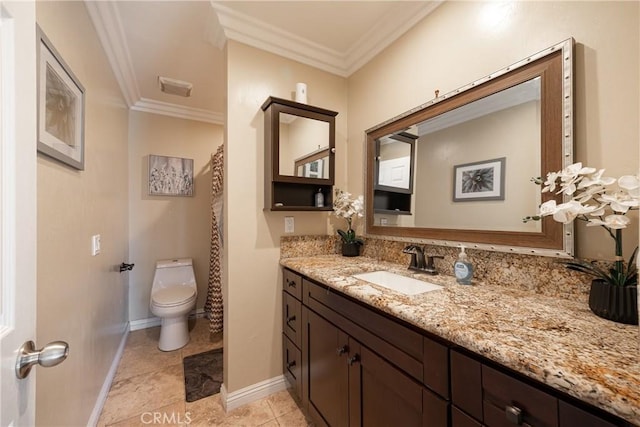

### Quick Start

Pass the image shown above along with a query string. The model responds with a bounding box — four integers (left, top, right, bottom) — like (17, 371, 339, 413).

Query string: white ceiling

(85, 1, 442, 125)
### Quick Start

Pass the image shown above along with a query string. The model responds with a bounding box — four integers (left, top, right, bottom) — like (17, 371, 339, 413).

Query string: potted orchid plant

(524, 162, 639, 324)
(333, 188, 364, 256)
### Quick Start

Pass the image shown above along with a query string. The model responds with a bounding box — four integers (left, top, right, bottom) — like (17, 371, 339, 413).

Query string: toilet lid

(152, 286, 196, 307)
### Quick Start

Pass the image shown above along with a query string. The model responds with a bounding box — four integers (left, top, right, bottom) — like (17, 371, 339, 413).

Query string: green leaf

(337, 228, 363, 244)
(559, 247, 639, 287)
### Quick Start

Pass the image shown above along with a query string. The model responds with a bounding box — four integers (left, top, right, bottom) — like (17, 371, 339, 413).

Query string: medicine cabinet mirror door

(365, 38, 574, 257)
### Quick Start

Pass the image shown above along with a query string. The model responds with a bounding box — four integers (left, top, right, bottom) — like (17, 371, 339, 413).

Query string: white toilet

(150, 258, 197, 351)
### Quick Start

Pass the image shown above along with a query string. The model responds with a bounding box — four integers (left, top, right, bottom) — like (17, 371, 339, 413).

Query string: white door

(0, 1, 37, 425)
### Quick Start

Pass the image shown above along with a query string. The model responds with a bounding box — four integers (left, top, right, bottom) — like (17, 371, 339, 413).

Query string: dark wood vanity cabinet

(283, 268, 449, 427)
(282, 268, 629, 427)
(263, 97, 338, 211)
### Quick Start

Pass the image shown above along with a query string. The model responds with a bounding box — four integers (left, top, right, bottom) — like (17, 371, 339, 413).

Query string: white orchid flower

(599, 192, 639, 213)
(589, 204, 607, 217)
(618, 175, 640, 197)
(573, 184, 606, 203)
(578, 169, 616, 188)
(551, 200, 587, 223)
(562, 162, 584, 177)
(538, 200, 558, 216)
(542, 171, 560, 193)
(587, 215, 631, 229)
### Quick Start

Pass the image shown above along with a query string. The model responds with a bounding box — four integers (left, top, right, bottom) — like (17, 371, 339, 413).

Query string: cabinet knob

(287, 360, 296, 369)
(348, 354, 360, 365)
(286, 315, 296, 323)
(287, 279, 297, 288)
(336, 345, 348, 356)
(505, 405, 523, 425)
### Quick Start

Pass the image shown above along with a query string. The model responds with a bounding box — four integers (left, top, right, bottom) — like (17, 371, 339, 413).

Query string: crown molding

(210, 2, 347, 76)
(85, 1, 140, 107)
(85, 0, 223, 125)
(132, 98, 225, 125)
(209, 1, 442, 77)
(345, 1, 443, 76)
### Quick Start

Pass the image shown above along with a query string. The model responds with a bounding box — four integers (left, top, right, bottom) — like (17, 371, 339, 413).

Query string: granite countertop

(280, 255, 640, 425)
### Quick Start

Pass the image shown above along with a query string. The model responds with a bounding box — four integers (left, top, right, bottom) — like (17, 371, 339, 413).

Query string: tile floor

(98, 318, 311, 426)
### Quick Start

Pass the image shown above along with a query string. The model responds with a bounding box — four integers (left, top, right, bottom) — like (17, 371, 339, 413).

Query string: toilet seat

(152, 286, 196, 308)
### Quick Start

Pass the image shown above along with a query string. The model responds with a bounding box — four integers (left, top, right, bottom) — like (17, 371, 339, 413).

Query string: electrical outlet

(284, 216, 294, 233)
(380, 217, 388, 226)
(91, 234, 101, 256)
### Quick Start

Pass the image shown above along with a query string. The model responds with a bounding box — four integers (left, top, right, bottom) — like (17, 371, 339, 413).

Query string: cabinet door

(307, 310, 349, 427)
(356, 345, 425, 427)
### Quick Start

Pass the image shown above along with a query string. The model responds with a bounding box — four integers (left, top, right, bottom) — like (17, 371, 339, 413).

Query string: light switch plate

(284, 217, 294, 233)
(91, 234, 101, 256)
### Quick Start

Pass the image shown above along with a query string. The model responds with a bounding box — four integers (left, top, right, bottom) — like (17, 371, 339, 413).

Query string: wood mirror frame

(365, 39, 574, 257)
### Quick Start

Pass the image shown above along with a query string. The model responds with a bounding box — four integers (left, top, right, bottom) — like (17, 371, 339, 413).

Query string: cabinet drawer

(482, 364, 558, 427)
(283, 291, 302, 346)
(283, 334, 302, 397)
(283, 269, 302, 300)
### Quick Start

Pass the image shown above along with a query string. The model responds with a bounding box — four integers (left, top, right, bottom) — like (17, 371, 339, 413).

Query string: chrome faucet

(402, 245, 443, 275)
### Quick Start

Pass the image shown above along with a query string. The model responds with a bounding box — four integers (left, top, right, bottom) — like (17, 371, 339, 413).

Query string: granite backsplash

(281, 234, 599, 302)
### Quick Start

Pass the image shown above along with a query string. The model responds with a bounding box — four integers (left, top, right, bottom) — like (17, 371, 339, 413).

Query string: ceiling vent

(158, 76, 193, 97)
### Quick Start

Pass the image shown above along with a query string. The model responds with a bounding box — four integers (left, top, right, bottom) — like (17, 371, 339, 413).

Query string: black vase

(341, 242, 360, 257)
(588, 279, 638, 325)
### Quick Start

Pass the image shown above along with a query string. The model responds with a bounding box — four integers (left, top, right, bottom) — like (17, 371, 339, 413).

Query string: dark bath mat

(183, 348, 223, 402)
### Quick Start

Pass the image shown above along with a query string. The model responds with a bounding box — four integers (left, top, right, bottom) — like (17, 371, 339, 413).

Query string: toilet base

(158, 315, 190, 351)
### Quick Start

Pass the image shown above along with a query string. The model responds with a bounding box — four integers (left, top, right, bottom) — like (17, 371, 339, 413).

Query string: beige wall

(348, 1, 639, 259)
(36, 2, 129, 425)
(128, 111, 222, 321)
(224, 41, 348, 392)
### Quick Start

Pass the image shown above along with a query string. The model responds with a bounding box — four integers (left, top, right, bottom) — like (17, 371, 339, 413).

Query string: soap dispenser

(315, 188, 324, 207)
(454, 245, 473, 285)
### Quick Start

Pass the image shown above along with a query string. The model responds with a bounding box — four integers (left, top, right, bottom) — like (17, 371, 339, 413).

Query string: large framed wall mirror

(365, 38, 574, 256)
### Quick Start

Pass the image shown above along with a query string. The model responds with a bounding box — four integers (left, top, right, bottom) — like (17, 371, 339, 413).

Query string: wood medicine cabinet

(262, 96, 337, 211)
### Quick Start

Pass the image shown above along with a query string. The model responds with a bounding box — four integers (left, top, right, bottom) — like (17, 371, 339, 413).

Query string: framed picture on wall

(453, 157, 506, 202)
(149, 155, 194, 196)
(36, 25, 86, 170)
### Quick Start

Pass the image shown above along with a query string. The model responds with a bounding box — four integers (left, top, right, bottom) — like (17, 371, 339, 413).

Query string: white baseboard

(220, 375, 288, 412)
(87, 322, 130, 427)
(129, 308, 207, 331)
(129, 316, 161, 331)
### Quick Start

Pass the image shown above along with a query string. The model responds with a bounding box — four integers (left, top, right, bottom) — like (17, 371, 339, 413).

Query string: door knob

(15, 340, 69, 379)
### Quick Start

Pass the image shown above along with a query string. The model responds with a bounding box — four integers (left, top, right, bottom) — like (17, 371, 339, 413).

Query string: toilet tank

(152, 258, 196, 289)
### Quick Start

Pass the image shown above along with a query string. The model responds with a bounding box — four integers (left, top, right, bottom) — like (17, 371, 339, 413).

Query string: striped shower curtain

(205, 145, 224, 334)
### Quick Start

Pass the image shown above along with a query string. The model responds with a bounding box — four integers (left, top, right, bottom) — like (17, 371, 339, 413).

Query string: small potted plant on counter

(524, 162, 639, 325)
(333, 188, 364, 257)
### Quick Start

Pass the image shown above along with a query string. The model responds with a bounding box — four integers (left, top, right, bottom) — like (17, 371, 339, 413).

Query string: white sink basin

(352, 271, 443, 296)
